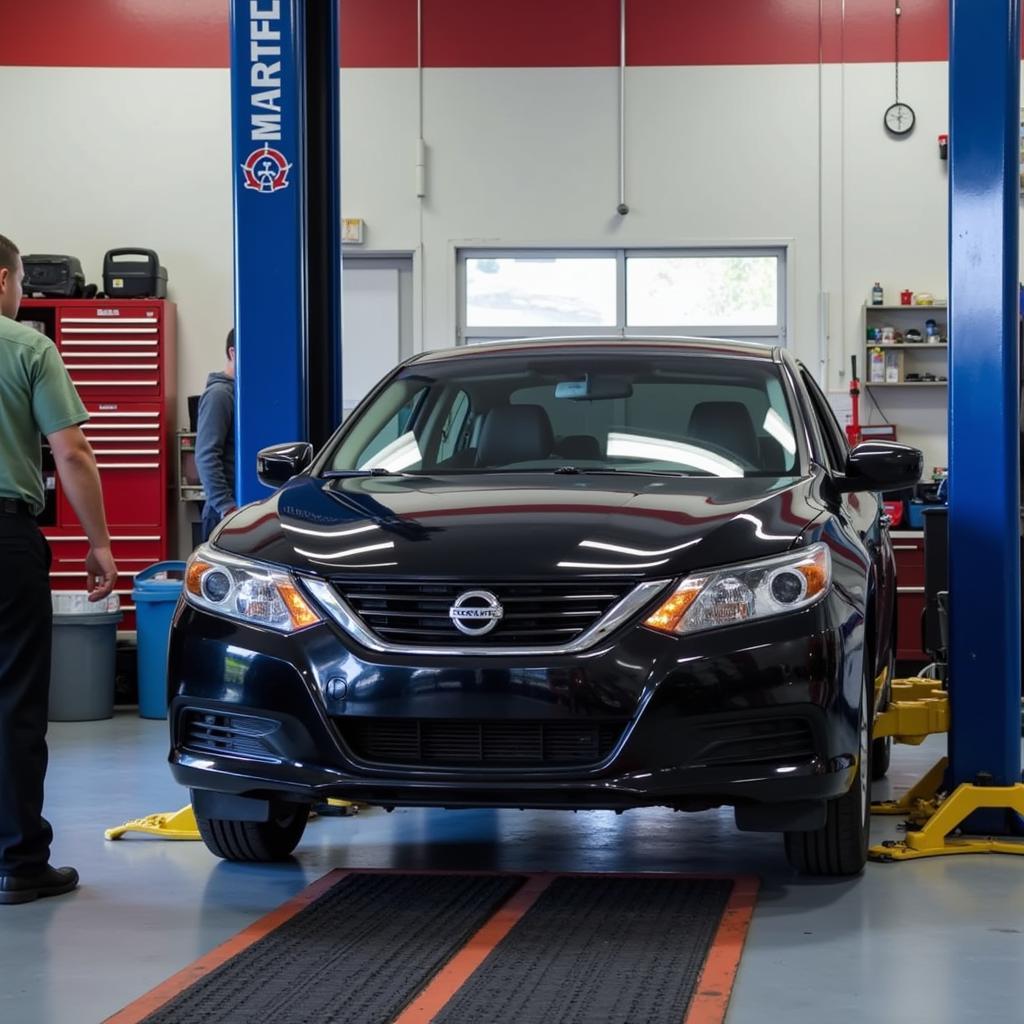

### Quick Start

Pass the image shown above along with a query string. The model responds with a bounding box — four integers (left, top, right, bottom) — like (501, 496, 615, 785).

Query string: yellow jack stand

(868, 679, 1024, 861)
(871, 677, 949, 746)
(870, 782, 1024, 861)
(872, 757, 948, 819)
(105, 806, 200, 841)
(318, 798, 364, 817)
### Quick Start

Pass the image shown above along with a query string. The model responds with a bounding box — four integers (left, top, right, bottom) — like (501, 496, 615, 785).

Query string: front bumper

(168, 592, 863, 814)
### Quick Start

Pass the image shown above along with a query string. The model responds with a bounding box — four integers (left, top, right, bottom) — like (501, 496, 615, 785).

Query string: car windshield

(326, 350, 801, 478)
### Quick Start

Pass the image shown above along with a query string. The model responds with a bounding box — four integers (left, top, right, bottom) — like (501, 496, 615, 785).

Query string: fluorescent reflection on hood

(293, 541, 396, 560)
(282, 523, 380, 539)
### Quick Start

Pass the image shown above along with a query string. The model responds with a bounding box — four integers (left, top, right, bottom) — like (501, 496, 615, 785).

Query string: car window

(344, 380, 429, 471)
(328, 352, 801, 477)
(800, 369, 847, 471)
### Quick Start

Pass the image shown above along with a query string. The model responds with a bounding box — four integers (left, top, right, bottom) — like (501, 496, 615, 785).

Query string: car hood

(211, 473, 826, 582)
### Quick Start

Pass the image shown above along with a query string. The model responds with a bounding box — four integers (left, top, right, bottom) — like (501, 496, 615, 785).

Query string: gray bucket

(49, 602, 123, 722)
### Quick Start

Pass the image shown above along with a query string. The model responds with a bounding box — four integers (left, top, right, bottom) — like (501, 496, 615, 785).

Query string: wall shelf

(865, 381, 947, 387)
(866, 302, 947, 310)
(866, 343, 948, 349)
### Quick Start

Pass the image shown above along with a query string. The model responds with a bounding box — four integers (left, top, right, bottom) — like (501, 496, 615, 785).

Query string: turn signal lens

(276, 581, 322, 630)
(644, 582, 705, 633)
(797, 558, 829, 599)
(644, 543, 831, 637)
(185, 560, 212, 596)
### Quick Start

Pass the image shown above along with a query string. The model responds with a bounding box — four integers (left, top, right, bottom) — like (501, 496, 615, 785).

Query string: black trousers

(0, 514, 53, 875)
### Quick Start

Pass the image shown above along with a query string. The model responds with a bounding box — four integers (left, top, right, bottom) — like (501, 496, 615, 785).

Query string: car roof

(408, 335, 780, 364)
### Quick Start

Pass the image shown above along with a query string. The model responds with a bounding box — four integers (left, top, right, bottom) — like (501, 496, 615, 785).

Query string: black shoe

(0, 865, 79, 905)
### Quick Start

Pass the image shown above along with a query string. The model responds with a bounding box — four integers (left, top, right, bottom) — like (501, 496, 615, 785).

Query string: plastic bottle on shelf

(871, 282, 884, 305)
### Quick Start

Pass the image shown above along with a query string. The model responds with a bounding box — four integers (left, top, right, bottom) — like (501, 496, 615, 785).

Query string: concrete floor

(2, 717, 1024, 1024)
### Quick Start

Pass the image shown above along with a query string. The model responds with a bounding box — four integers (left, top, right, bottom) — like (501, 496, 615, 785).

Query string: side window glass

(437, 391, 472, 463)
(801, 370, 846, 471)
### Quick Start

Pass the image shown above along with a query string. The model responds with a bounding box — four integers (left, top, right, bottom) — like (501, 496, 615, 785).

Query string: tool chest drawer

(57, 305, 165, 398)
(892, 532, 926, 662)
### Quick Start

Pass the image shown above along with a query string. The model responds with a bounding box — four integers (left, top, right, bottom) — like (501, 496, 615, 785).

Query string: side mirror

(837, 441, 923, 494)
(257, 442, 314, 488)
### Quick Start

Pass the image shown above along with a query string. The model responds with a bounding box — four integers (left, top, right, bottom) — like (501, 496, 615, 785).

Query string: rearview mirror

(837, 441, 922, 494)
(555, 374, 633, 401)
(257, 442, 314, 488)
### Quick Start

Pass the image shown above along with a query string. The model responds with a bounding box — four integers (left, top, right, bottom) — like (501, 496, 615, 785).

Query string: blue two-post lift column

(948, 0, 1022, 830)
(229, 0, 343, 505)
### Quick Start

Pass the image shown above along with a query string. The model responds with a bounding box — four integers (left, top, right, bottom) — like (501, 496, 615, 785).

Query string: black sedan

(168, 338, 921, 875)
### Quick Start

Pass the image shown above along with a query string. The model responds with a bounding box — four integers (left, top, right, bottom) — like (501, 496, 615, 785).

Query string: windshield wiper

(321, 468, 396, 478)
(555, 467, 713, 478)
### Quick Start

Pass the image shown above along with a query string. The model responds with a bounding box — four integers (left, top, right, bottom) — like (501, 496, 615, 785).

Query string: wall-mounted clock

(885, 102, 915, 136)
(885, 4, 915, 138)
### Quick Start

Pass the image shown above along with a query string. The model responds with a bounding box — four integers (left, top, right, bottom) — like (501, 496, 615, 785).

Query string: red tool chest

(18, 299, 177, 629)
(891, 530, 926, 664)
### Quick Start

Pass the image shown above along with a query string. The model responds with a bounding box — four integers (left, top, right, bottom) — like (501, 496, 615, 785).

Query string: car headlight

(643, 543, 831, 636)
(183, 545, 322, 633)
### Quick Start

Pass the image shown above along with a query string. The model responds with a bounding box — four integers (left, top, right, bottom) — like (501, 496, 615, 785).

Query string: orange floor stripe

(102, 869, 349, 1024)
(391, 873, 555, 1024)
(683, 875, 760, 1024)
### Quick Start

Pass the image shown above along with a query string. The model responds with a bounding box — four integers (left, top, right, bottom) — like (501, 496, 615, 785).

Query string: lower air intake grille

(693, 717, 816, 768)
(183, 711, 281, 762)
(336, 718, 627, 768)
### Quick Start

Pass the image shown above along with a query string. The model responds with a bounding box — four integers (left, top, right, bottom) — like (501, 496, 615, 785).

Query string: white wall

(0, 60, 961, 476)
(0, 68, 236, 416)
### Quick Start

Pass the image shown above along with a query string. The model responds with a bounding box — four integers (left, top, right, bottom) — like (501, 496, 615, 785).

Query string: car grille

(331, 579, 634, 648)
(692, 717, 816, 768)
(335, 717, 627, 768)
(182, 711, 281, 762)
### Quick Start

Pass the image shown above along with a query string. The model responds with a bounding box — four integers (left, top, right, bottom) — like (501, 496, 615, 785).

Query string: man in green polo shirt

(0, 233, 118, 905)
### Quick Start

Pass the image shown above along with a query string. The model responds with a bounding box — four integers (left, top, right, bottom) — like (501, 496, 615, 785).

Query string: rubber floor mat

(432, 876, 734, 1024)
(138, 873, 523, 1024)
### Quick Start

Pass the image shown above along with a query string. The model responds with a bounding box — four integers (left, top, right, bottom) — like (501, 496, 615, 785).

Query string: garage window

(458, 248, 786, 346)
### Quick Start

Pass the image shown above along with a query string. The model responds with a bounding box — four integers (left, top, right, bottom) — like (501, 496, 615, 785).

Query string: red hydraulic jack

(845, 355, 862, 447)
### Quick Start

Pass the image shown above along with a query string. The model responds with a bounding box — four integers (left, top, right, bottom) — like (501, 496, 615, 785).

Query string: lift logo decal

(241, 1, 289, 194)
(241, 144, 292, 193)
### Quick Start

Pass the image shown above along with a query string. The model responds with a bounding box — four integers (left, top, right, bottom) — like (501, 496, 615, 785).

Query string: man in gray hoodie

(196, 328, 236, 540)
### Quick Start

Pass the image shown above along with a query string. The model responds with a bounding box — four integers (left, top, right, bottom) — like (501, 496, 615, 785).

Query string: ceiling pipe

(617, 0, 629, 215)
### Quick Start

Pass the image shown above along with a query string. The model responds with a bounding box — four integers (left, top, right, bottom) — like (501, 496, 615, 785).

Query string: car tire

(195, 799, 310, 862)
(783, 673, 871, 877)
(871, 733, 892, 781)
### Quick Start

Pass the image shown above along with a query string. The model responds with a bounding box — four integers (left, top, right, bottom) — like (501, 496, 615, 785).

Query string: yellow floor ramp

(105, 800, 362, 842)
(105, 806, 201, 841)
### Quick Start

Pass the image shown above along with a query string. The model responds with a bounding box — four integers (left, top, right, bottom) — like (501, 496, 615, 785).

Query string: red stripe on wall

(0, 0, 229, 68)
(424, 0, 620, 67)
(838, 0, 949, 64)
(341, 0, 418, 68)
(0, 0, 959, 69)
(628, 0, 821, 67)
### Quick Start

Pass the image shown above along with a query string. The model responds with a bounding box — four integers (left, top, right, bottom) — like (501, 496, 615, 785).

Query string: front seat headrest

(687, 401, 759, 466)
(476, 405, 554, 467)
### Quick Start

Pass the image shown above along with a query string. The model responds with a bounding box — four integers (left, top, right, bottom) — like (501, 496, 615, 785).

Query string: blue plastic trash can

(132, 561, 186, 719)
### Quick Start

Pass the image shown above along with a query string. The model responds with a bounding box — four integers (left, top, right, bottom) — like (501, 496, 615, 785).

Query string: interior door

(342, 257, 412, 418)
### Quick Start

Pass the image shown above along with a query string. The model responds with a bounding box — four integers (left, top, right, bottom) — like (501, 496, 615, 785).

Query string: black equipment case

(103, 248, 168, 298)
(22, 255, 85, 297)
